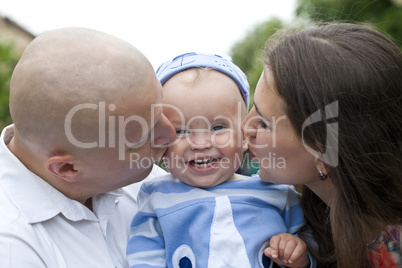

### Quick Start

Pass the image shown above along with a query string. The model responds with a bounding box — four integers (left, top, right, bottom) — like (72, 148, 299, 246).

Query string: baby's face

(162, 69, 247, 188)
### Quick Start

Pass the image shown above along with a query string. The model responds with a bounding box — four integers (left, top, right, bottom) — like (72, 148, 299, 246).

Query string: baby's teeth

(195, 159, 209, 164)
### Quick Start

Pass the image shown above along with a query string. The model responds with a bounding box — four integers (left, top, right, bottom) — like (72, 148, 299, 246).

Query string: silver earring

(318, 170, 327, 181)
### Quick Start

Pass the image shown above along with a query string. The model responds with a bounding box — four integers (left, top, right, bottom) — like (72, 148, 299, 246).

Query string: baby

(127, 52, 314, 268)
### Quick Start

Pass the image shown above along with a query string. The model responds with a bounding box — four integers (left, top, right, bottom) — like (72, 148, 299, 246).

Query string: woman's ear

(315, 158, 328, 177)
(44, 155, 79, 183)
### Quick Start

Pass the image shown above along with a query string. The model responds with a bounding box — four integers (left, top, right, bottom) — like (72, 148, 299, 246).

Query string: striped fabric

(127, 174, 305, 268)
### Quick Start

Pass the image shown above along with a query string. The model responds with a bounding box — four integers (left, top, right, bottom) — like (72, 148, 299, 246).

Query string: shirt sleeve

(126, 183, 166, 268)
(282, 185, 304, 234)
(284, 185, 317, 268)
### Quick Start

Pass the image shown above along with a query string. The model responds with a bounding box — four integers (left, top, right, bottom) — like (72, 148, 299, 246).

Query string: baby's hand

(264, 233, 309, 268)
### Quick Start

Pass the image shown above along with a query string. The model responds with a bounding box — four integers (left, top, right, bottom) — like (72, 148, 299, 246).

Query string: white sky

(0, 0, 296, 69)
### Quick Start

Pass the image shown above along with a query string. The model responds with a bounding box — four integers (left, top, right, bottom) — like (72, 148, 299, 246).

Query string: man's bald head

(9, 27, 156, 153)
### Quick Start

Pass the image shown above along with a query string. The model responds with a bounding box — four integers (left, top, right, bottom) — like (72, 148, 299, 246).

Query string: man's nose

(152, 114, 175, 147)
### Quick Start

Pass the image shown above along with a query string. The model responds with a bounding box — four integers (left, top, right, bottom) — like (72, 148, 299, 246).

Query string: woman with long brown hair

(243, 23, 402, 267)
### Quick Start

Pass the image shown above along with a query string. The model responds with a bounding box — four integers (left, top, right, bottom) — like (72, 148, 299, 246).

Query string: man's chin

(142, 167, 154, 179)
(132, 166, 155, 184)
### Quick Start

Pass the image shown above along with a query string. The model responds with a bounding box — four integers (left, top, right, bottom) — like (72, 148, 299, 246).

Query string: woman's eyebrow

(254, 102, 270, 122)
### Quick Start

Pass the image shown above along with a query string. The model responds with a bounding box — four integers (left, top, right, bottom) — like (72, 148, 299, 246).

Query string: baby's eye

(176, 129, 188, 135)
(212, 125, 224, 131)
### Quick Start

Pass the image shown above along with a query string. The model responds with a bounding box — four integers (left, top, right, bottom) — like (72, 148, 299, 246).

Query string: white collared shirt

(0, 125, 166, 268)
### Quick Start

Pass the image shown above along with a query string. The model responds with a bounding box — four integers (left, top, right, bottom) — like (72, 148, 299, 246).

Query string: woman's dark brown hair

(264, 23, 402, 267)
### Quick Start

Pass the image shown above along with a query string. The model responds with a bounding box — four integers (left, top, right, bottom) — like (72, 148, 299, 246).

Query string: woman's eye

(257, 119, 269, 129)
(212, 125, 224, 131)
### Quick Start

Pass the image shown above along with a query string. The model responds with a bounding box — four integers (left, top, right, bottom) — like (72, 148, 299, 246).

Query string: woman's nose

(241, 110, 257, 139)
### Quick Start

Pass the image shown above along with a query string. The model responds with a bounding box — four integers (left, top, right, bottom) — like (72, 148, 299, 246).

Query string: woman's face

(242, 70, 318, 186)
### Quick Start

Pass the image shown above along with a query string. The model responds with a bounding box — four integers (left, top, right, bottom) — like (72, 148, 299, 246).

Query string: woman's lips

(248, 150, 256, 159)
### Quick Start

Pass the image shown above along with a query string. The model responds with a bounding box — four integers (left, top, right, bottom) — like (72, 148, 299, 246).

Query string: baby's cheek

(211, 131, 238, 148)
(163, 145, 185, 169)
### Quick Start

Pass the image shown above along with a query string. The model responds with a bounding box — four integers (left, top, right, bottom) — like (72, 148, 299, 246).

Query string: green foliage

(296, 0, 402, 48)
(229, 1, 401, 176)
(230, 18, 284, 108)
(0, 41, 19, 129)
(230, 1, 402, 107)
(229, 18, 285, 176)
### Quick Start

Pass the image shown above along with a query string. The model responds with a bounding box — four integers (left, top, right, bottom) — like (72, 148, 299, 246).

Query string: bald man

(0, 28, 175, 267)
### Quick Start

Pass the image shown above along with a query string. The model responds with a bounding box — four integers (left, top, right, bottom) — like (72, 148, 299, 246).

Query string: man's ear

(44, 155, 79, 183)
